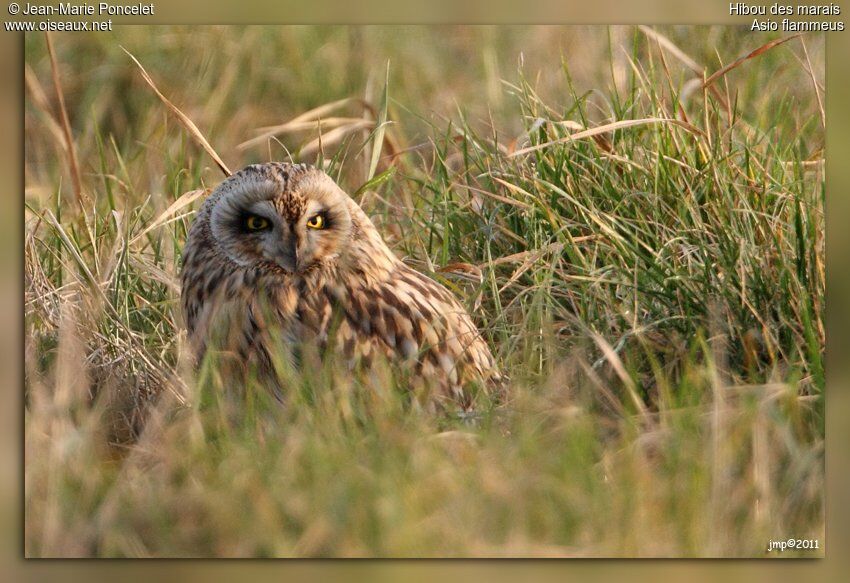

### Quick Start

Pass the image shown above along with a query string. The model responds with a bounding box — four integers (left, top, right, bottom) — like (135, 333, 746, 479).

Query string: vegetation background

(24, 25, 824, 557)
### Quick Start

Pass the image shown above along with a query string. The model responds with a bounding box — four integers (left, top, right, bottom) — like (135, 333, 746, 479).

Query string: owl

(180, 162, 503, 410)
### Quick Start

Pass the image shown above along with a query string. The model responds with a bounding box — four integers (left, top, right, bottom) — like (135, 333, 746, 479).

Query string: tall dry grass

(24, 26, 824, 557)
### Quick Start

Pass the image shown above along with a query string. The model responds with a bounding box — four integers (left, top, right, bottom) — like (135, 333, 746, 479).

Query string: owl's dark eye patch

(306, 211, 332, 230)
(240, 213, 272, 232)
(307, 212, 329, 230)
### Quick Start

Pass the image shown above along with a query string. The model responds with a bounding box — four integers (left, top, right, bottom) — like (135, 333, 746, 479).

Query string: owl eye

(245, 215, 271, 231)
(306, 214, 326, 230)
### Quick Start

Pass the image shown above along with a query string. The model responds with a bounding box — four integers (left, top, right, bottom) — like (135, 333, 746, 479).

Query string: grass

(24, 26, 824, 557)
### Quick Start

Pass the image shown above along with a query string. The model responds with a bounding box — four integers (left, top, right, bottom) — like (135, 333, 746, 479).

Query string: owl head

(205, 163, 354, 274)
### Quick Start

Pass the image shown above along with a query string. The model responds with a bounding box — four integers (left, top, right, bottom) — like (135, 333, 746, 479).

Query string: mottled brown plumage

(181, 162, 502, 409)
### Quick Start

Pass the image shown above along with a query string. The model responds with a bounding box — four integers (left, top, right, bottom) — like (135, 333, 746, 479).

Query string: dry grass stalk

(122, 46, 232, 177)
(703, 34, 802, 88)
(44, 32, 85, 211)
(508, 117, 705, 158)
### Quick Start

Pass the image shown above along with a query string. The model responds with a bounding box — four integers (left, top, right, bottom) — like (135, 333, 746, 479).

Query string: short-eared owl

(181, 163, 502, 409)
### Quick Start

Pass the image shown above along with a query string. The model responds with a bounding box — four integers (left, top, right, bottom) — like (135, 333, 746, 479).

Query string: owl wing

(317, 262, 501, 407)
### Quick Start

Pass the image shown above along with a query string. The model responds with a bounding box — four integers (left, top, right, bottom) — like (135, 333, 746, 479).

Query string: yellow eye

(245, 215, 270, 231)
(306, 214, 325, 230)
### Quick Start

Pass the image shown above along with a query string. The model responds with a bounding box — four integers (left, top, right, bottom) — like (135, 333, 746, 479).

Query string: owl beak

(277, 255, 296, 273)
(274, 238, 298, 273)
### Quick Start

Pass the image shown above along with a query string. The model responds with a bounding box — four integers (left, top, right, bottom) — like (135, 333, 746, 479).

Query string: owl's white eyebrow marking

(303, 198, 329, 218)
(242, 199, 277, 216)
